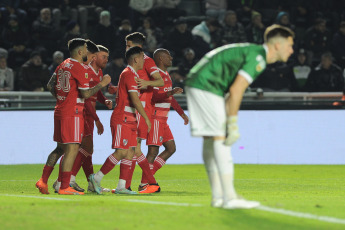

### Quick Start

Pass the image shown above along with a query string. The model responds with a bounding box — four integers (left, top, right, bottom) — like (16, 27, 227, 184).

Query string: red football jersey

(151, 68, 173, 121)
(87, 64, 103, 103)
(111, 65, 140, 125)
(54, 58, 90, 117)
(137, 54, 159, 113)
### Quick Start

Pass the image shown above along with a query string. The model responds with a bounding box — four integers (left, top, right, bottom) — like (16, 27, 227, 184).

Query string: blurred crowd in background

(0, 0, 345, 93)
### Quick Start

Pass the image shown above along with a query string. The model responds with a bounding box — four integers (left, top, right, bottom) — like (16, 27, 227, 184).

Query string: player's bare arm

(129, 91, 151, 132)
(168, 87, 183, 96)
(47, 73, 57, 98)
(136, 72, 164, 89)
(226, 74, 249, 116)
(80, 74, 111, 99)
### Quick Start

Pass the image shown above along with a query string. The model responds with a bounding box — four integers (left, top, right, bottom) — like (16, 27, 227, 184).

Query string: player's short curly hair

(125, 32, 146, 45)
(264, 24, 295, 43)
(67, 38, 87, 53)
(125, 46, 143, 62)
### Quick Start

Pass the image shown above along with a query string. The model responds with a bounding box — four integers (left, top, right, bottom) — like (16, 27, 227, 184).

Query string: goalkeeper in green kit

(185, 24, 294, 209)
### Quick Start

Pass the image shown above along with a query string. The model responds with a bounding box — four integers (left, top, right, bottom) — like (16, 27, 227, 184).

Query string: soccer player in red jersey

(140, 48, 189, 189)
(52, 41, 107, 193)
(121, 32, 164, 191)
(68, 45, 114, 193)
(89, 46, 160, 194)
(35, 38, 111, 195)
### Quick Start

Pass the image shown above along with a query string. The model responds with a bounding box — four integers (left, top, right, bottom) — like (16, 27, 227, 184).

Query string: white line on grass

(126, 199, 203, 207)
(0, 194, 72, 201)
(257, 205, 345, 225)
(125, 199, 345, 225)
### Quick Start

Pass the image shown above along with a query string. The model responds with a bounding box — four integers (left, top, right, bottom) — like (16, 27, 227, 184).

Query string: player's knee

(167, 145, 176, 155)
(55, 146, 64, 156)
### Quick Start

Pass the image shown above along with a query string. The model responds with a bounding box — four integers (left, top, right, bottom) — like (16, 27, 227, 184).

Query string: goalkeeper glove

(224, 116, 240, 146)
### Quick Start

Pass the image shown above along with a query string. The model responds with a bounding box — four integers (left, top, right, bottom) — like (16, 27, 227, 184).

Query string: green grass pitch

(1, 164, 345, 230)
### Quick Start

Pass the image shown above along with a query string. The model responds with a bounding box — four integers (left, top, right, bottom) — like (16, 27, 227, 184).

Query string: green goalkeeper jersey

(185, 43, 267, 96)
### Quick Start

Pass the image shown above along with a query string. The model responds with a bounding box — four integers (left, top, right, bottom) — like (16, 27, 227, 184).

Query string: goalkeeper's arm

(224, 74, 249, 146)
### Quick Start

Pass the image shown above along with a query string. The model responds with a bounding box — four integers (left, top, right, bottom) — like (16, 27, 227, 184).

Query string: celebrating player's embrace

(36, 33, 189, 195)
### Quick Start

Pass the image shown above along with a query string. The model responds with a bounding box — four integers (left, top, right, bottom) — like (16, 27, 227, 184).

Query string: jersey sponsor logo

(56, 95, 66, 101)
(164, 87, 172, 92)
(123, 139, 128, 146)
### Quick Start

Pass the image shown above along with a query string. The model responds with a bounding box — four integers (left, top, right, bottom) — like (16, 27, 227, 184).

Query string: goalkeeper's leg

(203, 137, 224, 207)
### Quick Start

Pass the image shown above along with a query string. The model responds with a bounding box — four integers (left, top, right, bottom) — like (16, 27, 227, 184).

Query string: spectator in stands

(7, 41, 31, 72)
(0, 1, 27, 25)
(164, 18, 194, 63)
(17, 51, 50, 91)
(1, 14, 30, 50)
(305, 52, 344, 92)
(129, 0, 154, 29)
(275, 11, 295, 31)
(253, 62, 298, 92)
(115, 19, 132, 55)
(331, 21, 345, 69)
(103, 51, 126, 86)
(191, 17, 222, 51)
(205, 0, 227, 23)
(59, 20, 83, 58)
(90, 10, 118, 54)
(290, 48, 312, 91)
(304, 18, 332, 66)
(0, 48, 14, 91)
(137, 17, 163, 55)
(221, 10, 247, 45)
(150, 0, 186, 28)
(31, 8, 61, 58)
(48, 51, 64, 76)
(177, 48, 198, 80)
(245, 11, 266, 44)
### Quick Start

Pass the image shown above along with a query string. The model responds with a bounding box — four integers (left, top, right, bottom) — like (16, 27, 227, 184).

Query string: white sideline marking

(0, 194, 72, 201)
(125, 199, 345, 225)
(126, 199, 203, 207)
(257, 205, 345, 225)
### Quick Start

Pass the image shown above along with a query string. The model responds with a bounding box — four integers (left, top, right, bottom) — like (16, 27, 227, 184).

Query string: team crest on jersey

(85, 73, 88, 79)
(123, 139, 128, 146)
(255, 55, 266, 72)
(159, 136, 163, 143)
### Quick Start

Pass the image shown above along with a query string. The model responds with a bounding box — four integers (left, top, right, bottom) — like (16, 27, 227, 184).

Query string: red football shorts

(147, 119, 174, 146)
(111, 123, 137, 149)
(137, 113, 148, 140)
(54, 116, 84, 144)
(84, 114, 94, 137)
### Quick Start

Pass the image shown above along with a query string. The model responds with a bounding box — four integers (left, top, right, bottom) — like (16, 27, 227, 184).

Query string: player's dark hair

(67, 38, 86, 53)
(264, 24, 295, 43)
(125, 46, 143, 62)
(125, 32, 146, 45)
(97, 45, 109, 53)
(153, 48, 169, 63)
(86, 40, 99, 54)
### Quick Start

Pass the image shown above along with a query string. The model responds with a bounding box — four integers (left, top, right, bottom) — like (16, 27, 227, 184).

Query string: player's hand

(105, 99, 113, 109)
(181, 113, 189, 125)
(170, 87, 183, 96)
(108, 85, 118, 94)
(101, 74, 111, 87)
(224, 116, 240, 146)
(135, 78, 149, 89)
(95, 120, 104, 135)
(145, 117, 151, 133)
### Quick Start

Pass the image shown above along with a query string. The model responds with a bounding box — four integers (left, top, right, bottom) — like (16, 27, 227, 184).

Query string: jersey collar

(127, 65, 140, 78)
(88, 63, 99, 75)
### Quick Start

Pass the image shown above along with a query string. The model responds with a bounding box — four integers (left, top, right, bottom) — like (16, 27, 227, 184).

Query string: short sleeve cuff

(238, 70, 253, 84)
